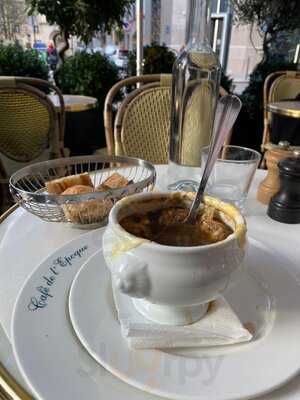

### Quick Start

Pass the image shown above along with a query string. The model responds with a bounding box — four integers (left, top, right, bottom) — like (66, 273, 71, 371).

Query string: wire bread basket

(10, 155, 156, 228)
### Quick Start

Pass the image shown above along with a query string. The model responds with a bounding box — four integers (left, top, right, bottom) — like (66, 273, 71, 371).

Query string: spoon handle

(186, 95, 242, 222)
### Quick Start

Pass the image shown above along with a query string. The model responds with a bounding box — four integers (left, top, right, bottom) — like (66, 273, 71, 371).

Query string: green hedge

(231, 56, 298, 151)
(126, 42, 233, 92)
(127, 43, 176, 76)
(241, 56, 297, 120)
(54, 51, 120, 110)
(0, 43, 48, 79)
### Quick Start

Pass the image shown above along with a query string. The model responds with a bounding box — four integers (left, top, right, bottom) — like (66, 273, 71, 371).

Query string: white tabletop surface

(267, 101, 300, 118)
(268, 101, 300, 110)
(1, 166, 300, 399)
(48, 94, 97, 111)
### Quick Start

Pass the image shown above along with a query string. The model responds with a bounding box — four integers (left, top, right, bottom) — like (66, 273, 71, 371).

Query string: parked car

(110, 49, 129, 70)
(104, 44, 117, 56)
(75, 45, 104, 55)
(33, 41, 47, 62)
(33, 41, 47, 52)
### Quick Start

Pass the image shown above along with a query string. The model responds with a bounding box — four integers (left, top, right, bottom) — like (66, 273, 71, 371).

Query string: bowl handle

(114, 253, 151, 299)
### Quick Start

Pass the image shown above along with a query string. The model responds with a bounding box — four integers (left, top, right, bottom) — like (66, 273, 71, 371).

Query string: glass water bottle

(168, 0, 221, 191)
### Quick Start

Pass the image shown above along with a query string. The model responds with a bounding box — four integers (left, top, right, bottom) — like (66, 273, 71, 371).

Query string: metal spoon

(185, 94, 242, 224)
(153, 95, 242, 246)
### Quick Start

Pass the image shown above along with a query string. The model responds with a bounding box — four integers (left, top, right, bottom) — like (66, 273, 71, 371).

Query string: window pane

(211, 17, 224, 59)
(211, 0, 230, 13)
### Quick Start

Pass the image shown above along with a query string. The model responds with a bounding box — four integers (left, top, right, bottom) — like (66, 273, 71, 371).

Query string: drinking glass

(201, 145, 261, 210)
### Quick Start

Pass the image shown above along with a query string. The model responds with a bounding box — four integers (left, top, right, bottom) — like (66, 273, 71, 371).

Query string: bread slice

(46, 172, 93, 194)
(97, 172, 129, 190)
(61, 184, 113, 224)
(61, 185, 94, 196)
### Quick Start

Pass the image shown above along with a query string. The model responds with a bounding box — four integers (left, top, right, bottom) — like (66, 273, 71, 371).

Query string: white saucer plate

(11, 233, 300, 400)
(68, 239, 300, 400)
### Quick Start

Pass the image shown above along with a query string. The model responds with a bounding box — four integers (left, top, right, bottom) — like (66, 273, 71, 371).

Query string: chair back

(117, 81, 171, 164)
(262, 71, 300, 151)
(104, 74, 228, 164)
(269, 72, 300, 102)
(0, 76, 65, 162)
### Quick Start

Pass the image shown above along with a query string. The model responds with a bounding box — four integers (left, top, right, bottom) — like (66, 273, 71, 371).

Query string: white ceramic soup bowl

(103, 192, 247, 325)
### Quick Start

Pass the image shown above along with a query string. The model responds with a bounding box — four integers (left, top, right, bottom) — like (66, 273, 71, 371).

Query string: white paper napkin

(113, 283, 253, 349)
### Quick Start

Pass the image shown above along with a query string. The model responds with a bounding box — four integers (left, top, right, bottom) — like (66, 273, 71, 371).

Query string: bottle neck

(185, 0, 211, 50)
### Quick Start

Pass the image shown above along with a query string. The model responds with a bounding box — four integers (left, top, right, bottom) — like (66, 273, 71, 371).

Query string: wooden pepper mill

(257, 141, 294, 204)
(268, 153, 300, 223)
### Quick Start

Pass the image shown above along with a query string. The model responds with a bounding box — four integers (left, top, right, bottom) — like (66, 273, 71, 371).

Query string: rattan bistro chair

(0, 76, 65, 211)
(0, 76, 65, 162)
(104, 74, 228, 164)
(262, 70, 300, 152)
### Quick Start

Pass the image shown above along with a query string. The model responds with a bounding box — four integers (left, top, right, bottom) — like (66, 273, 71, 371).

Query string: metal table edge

(266, 103, 300, 118)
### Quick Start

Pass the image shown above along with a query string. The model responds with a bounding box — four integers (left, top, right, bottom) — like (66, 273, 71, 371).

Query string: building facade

(0, 0, 57, 50)
(141, 0, 263, 92)
(4, 0, 299, 92)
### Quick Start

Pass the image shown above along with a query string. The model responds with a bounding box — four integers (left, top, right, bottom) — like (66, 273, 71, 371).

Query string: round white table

(1, 167, 300, 400)
(267, 101, 300, 119)
(48, 94, 98, 112)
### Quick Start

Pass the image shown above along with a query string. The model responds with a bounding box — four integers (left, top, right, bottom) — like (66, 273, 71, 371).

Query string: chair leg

(0, 182, 12, 214)
(0, 159, 12, 213)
